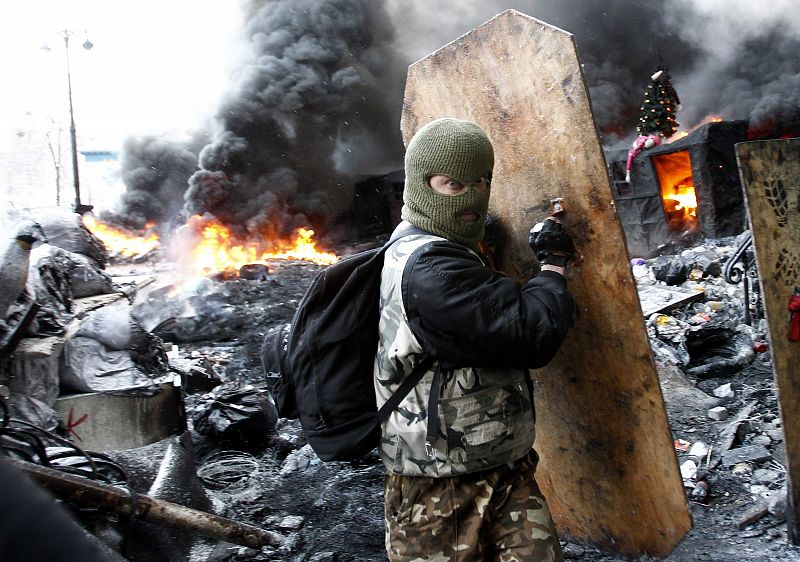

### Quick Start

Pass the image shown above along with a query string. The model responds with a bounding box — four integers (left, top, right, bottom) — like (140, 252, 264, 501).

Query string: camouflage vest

(374, 230, 536, 476)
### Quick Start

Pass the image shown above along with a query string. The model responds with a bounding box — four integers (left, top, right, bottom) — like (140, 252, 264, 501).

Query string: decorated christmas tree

(636, 65, 681, 139)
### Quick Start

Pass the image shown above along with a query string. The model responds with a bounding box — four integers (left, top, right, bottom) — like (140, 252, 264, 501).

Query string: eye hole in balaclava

(402, 118, 495, 250)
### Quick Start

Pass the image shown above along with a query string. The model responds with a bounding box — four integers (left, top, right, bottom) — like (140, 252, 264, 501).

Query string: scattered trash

(722, 445, 772, 467)
(752, 468, 781, 485)
(674, 438, 691, 452)
(168, 352, 222, 393)
(768, 488, 788, 522)
(191, 383, 278, 452)
(239, 263, 270, 280)
(737, 500, 770, 529)
(688, 441, 710, 459)
(751, 434, 772, 448)
(651, 255, 690, 285)
(680, 459, 698, 480)
(713, 383, 735, 399)
(1, 212, 792, 560)
(197, 450, 261, 490)
(708, 406, 729, 421)
(279, 444, 319, 477)
(691, 480, 709, 503)
(277, 515, 305, 531)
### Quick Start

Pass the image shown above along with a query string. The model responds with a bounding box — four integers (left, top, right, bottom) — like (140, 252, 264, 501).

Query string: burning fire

(83, 213, 338, 277)
(82, 214, 161, 257)
(666, 185, 698, 215)
(669, 115, 724, 143)
(182, 215, 338, 278)
(651, 151, 700, 233)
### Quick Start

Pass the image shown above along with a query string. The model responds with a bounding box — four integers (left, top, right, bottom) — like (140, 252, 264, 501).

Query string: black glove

(528, 218, 576, 267)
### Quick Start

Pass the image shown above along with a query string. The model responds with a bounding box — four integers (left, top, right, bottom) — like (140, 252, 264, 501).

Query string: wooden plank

(73, 275, 155, 318)
(638, 284, 706, 318)
(736, 137, 800, 542)
(401, 10, 690, 558)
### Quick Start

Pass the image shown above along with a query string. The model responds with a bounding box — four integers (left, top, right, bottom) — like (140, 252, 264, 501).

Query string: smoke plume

(180, 0, 406, 240)
(103, 135, 199, 229)
(113, 0, 799, 232)
(388, 0, 800, 146)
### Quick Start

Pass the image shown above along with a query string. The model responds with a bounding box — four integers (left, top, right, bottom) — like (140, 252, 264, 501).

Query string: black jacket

(402, 239, 576, 370)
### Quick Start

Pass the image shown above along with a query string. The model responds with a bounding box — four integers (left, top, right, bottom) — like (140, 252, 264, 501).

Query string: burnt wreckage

(606, 120, 750, 258)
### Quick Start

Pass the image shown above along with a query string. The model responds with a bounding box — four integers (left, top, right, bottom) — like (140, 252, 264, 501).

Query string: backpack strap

(376, 355, 435, 423)
(374, 226, 438, 438)
(424, 365, 442, 457)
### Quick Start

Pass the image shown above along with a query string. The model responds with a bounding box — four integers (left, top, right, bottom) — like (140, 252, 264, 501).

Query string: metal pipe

(61, 30, 84, 213)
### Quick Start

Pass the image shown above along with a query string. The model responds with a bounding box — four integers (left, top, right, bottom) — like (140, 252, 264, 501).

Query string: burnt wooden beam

(9, 458, 281, 550)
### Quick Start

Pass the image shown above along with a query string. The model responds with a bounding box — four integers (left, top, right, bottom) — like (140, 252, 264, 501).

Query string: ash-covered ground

(117, 236, 800, 562)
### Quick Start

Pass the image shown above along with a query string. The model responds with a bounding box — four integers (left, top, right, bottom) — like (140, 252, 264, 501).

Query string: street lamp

(58, 29, 94, 215)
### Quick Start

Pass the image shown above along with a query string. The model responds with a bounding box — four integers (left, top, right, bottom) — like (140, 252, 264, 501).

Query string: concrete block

(54, 379, 185, 452)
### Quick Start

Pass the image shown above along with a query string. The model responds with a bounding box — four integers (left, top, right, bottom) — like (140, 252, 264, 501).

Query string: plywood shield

(736, 137, 800, 541)
(401, 10, 690, 558)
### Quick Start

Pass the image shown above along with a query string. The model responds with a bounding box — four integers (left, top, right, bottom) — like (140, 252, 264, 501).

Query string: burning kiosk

(607, 120, 749, 257)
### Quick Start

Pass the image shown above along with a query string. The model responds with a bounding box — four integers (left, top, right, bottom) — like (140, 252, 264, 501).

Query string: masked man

(375, 117, 578, 561)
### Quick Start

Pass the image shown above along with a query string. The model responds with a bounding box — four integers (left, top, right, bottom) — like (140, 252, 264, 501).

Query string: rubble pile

(3, 214, 800, 560)
(147, 231, 797, 562)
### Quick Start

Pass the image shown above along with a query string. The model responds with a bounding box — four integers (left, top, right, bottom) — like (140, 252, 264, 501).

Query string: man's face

(427, 174, 490, 224)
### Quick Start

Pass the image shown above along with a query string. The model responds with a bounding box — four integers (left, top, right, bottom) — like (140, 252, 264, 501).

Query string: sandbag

(77, 308, 134, 351)
(26, 244, 74, 336)
(69, 252, 118, 298)
(61, 336, 157, 394)
(37, 212, 108, 268)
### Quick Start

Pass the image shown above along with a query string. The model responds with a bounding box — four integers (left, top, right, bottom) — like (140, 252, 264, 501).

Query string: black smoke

(181, 0, 407, 240)
(389, 0, 800, 145)
(102, 135, 200, 230)
(112, 0, 799, 231)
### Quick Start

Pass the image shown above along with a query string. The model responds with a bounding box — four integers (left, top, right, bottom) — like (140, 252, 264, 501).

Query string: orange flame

(651, 151, 699, 233)
(82, 214, 161, 257)
(181, 215, 338, 278)
(667, 185, 698, 216)
(668, 115, 724, 143)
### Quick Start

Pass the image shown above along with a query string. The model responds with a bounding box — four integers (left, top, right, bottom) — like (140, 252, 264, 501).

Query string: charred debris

(0, 205, 796, 561)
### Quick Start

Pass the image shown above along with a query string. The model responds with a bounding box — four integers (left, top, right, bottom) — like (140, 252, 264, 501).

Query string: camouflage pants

(384, 451, 563, 562)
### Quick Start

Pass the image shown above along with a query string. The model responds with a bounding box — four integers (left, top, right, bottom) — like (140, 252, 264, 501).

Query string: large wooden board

(401, 10, 690, 558)
(736, 137, 800, 542)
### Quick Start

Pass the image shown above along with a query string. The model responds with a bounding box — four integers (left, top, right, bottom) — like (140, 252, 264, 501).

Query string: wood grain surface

(401, 10, 690, 557)
(737, 137, 800, 541)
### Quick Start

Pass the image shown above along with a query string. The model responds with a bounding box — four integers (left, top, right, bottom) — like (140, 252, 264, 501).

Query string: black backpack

(261, 228, 434, 462)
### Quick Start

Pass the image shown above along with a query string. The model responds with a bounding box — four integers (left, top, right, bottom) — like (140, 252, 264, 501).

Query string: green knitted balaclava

(402, 118, 494, 250)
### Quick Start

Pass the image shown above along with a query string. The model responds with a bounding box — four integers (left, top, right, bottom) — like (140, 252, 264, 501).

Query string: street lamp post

(59, 30, 93, 215)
